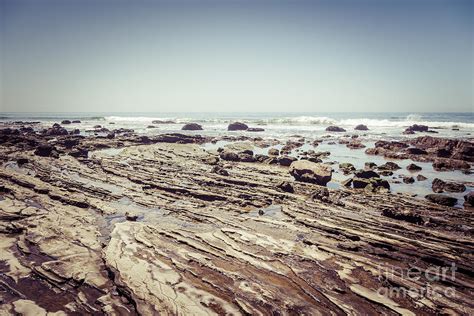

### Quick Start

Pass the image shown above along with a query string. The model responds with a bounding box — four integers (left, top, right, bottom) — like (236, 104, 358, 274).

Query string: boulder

(181, 123, 203, 131)
(432, 159, 470, 171)
(405, 124, 429, 133)
(353, 177, 389, 190)
(431, 178, 466, 193)
(61, 120, 71, 124)
(339, 163, 356, 175)
(278, 156, 297, 167)
(464, 192, 474, 207)
(277, 181, 294, 193)
(416, 174, 427, 181)
(354, 170, 380, 179)
(72, 120, 81, 123)
(268, 148, 279, 156)
(365, 162, 377, 170)
(44, 126, 68, 136)
(346, 142, 366, 149)
(402, 176, 415, 184)
(34, 145, 57, 157)
(228, 122, 248, 131)
(354, 124, 369, 131)
(378, 162, 401, 171)
(69, 148, 88, 158)
(289, 160, 332, 186)
(326, 126, 346, 132)
(406, 163, 422, 171)
(220, 151, 240, 161)
(425, 194, 457, 207)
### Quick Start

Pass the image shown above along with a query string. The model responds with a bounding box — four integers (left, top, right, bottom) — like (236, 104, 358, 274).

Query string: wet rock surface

(0, 123, 473, 315)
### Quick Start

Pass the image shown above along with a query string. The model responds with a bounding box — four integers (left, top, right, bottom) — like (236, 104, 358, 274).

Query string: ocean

(1, 112, 473, 140)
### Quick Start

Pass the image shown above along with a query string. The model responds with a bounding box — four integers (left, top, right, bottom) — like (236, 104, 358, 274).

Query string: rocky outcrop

(325, 126, 346, 132)
(289, 160, 332, 186)
(406, 163, 422, 171)
(227, 122, 248, 131)
(354, 124, 369, 131)
(181, 123, 203, 130)
(404, 124, 429, 133)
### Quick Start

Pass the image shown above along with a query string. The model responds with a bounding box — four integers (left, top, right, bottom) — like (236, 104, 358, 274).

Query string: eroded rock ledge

(0, 127, 473, 315)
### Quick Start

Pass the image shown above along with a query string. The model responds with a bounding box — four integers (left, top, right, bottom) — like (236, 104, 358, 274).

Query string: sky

(0, 0, 472, 113)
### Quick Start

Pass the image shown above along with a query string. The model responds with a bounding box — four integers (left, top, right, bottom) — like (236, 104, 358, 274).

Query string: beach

(0, 114, 473, 314)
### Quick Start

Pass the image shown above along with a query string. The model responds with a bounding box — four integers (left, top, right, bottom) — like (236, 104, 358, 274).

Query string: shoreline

(0, 120, 473, 314)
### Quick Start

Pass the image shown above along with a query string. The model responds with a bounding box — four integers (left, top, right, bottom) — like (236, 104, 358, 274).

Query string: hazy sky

(0, 0, 472, 113)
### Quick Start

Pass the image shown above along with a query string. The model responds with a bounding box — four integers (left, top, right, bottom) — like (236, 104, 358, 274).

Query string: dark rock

(72, 120, 81, 123)
(431, 178, 466, 193)
(354, 170, 380, 179)
(354, 124, 369, 131)
(341, 178, 353, 187)
(374, 141, 409, 151)
(125, 212, 139, 221)
(405, 147, 427, 155)
(147, 125, 157, 129)
(425, 194, 457, 207)
(326, 126, 346, 132)
(405, 124, 429, 133)
(228, 122, 248, 131)
(70, 129, 81, 135)
(406, 163, 422, 171)
(278, 156, 297, 167)
(378, 162, 401, 171)
(61, 120, 71, 124)
(211, 165, 229, 176)
(432, 159, 470, 171)
(17, 158, 29, 165)
(403, 176, 415, 184)
(382, 209, 423, 225)
(311, 186, 330, 202)
(268, 148, 279, 156)
(69, 148, 88, 158)
(277, 181, 294, 193)
(34, 145, 57, 157)
(353, 177, 389, 190)
(63, 138, 80, 149)
(247, 127, 265, 132)
(202, 156, 219, 165)
(464, 192, 474, 207)
(365, 162, 377, 170)
(238, 153, 256, 162)
(44, 126, 68, 136)
(346, 142, 366, 149)
(181, 123, 203, 131)
(289, 160, 332, 186)
(220, 151, 240, 161)
(339, 163, 355, 175)
(416, 174, 427, 181)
